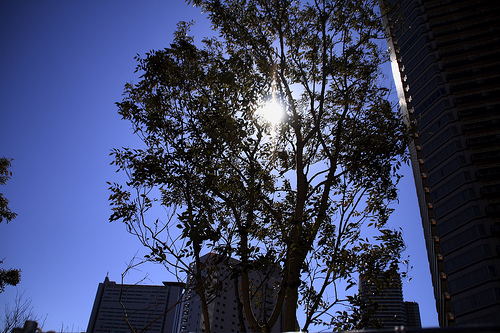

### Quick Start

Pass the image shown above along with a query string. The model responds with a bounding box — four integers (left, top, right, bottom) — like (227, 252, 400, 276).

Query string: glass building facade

(380, 0, 500, 327)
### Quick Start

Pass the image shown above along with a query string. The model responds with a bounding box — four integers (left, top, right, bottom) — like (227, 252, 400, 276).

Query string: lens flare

(257, 98, 283, 126)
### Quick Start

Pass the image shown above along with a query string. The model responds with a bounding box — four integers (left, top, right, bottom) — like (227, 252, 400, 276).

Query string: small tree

(0, 157, 21, 292)
(109, 0, 408, 331)
(0, 261, 20, 294)
(1, 157, 17, 224)
(1, 292, 43, 333)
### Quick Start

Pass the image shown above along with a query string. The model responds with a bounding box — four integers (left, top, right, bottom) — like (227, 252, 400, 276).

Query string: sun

(257, 98, 284, 126)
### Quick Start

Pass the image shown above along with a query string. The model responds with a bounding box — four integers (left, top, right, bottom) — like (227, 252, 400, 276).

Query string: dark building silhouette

(87, 277, 184, 333)
(380, 0, 500, 327)
(405, 301, 423, 328)
(360, 274, 422, 328)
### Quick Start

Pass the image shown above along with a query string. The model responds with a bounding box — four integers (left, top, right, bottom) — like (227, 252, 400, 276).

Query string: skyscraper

(359, 274, 422, 328)
(405, 301, 422, 329)
(179, 253, 283, 333)
(87, 277, 184, 333)
(380, 0, 500, 327)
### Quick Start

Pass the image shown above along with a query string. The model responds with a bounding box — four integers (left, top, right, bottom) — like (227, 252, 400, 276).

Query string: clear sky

(0, 1, 438, 331)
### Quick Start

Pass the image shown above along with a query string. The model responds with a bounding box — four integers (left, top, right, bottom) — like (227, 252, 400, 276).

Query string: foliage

(0, 157, 17, 223)
(109, 0, 409, 332)
(333, 294, 383, 331)
(0, 261, 21, 293)
(0, 158, 20, 293)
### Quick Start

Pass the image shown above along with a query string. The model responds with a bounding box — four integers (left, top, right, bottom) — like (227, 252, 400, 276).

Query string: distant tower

(179, 253, 283, 333)
(404, 301, 422, 329)
(359, 273, 421, 328)
(87, 277, 184, 333)
(380, 0, 500, 326)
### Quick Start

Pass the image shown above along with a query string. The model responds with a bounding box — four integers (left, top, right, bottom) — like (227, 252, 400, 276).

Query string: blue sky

(0, 1, 438, 331)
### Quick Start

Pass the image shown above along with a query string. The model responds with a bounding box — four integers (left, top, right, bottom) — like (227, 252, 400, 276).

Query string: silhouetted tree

(0, 292, 43, 333)
(109, 1, 408, 331)
(0, 157, 20, 293)
(1, 157, 17, 224)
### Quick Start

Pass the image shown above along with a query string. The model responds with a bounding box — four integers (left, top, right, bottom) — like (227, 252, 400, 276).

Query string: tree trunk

(193, 246, 211, 333)
(283, 225, 306, 332)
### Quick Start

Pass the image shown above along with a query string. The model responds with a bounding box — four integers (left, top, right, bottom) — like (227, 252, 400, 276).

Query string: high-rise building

(87, 277, 184, 333)
(179, 253, 283, 333)
(380, 0, 500, 327)
(360, 274, 422, 328)
(405, 301, 422, 328)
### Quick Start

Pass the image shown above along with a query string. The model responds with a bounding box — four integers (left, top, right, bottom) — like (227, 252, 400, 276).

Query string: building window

(438, 205, 480, 235)
(445, 244, 491, 273)
(431, 171, 471, 202)
(422, 126, 457, 157)
(425, 140, 462, 171)
(452, 288, 500, 315)
(448, 265, 496, 293)
(428, 155, 466, 187)
(441, 224, 484, 254)
(434, 188, 476, 218)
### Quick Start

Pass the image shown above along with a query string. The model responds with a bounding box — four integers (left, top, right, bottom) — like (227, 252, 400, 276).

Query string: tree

(1, 291, 43, 333)
(109, 0, 408, 331)
(1, 157, 17, 224)
(0, 261, 21, 294)
(0, 157, 21, 292)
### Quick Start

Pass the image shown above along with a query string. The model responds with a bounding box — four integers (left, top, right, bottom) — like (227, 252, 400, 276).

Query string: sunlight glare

(257, 98, 284, 126)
